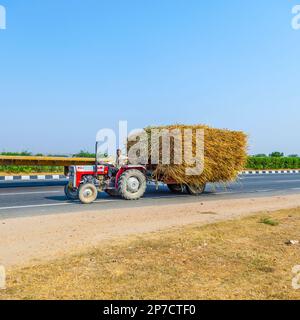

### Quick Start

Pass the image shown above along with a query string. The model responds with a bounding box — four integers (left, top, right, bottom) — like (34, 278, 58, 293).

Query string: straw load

(127, 124, 248, 186)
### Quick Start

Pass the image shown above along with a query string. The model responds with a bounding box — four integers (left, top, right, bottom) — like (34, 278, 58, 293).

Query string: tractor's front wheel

(79, 183, 98, 204)
(118, 169, 147, 200)
(64, 184, 79, 200)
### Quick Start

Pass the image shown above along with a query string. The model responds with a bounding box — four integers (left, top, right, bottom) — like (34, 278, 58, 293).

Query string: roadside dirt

(1, 194, 300, 268)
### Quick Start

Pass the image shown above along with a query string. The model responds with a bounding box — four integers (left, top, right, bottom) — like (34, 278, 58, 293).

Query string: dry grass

(128, 124, 248, 186)
(1, 208, 300, 300)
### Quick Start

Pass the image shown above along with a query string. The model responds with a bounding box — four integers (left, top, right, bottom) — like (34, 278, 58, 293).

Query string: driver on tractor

(107, 149, 128, 178)
(116, 148, 128, 168)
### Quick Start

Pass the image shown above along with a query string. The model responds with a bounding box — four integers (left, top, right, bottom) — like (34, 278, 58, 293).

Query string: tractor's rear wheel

(79, 183, 98, 204)
(186, 183, 206, 196)
(167, 184, 184, 193)
(64, 184, 79, 200)
(118, 169, 147, 200)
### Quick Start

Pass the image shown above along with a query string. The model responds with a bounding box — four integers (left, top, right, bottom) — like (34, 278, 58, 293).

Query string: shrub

(260, 217, 279, 226)
(246, 156, 300, 170)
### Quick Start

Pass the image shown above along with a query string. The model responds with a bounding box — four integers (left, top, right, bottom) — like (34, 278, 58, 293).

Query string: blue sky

(0, 0, 299, 155)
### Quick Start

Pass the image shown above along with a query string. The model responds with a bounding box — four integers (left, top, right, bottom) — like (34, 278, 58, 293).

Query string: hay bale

(127, 124, 248, 186)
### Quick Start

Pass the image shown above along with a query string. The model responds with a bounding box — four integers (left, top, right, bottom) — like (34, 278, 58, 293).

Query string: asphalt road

(0, 174, 300, 219)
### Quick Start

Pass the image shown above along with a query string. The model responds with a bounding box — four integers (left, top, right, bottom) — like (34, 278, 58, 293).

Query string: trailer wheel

(118, 169, 147, 200)
(64, 184, 79, 200)
(167, 184, 184, 193)
(186, 183, 206, 196)
(79, 183, 98, 204)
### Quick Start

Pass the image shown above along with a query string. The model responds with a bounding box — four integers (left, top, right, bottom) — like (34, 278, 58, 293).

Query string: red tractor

(64, 163, 148, 204)
(64, 146, 206, 204)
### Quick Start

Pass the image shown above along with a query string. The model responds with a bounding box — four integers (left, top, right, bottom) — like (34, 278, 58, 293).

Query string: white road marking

(0, 191, 61, 197)
(0, 199, 116, 211)
(0, 203, 73, 210)
(274, 180, 300, 183)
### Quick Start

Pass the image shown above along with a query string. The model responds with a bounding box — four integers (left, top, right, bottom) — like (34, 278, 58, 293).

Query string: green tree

(0, 151, 32, 156)
(73, 150, 95, 158)
(254, 154, 267, 157)
(269, 152, 284, 158)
